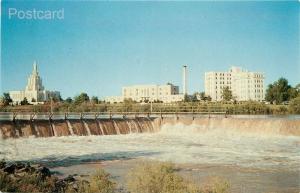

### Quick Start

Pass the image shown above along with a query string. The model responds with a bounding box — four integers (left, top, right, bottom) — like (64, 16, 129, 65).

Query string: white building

(205, 66, 264, 101)
(9, 61, 60, 105)
(106, 83, 184, 103)
(105, 65, 189, 103)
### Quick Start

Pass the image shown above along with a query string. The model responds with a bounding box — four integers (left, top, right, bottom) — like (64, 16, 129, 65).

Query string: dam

(1, 112, 300, 138)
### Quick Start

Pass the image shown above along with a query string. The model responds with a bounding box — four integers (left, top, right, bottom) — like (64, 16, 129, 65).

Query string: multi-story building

(105, 83, 184, 103)
(9, 61, 60, 105)
(205, 66, 264, 101)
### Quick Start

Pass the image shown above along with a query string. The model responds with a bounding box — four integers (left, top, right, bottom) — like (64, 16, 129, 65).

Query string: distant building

(105, 83, 184, 103)
(9, 61, 60, 105)
(205, 66, 264, 101)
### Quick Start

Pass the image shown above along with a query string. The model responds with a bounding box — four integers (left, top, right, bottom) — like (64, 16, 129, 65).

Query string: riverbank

(0, 160, 233, 193)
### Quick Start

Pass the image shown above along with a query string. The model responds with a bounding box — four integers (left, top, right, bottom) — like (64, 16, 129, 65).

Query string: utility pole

(183, 65, 188, 95)
(50, 96, 53, 114)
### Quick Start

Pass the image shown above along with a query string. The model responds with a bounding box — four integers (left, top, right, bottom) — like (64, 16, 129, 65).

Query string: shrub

(288, 96, 300, 114)
(126, 161, 231, 193)
(89, 169, 116, 193)
(0, 170, 15, 192)
(270, 105, 288, 114)
(63, 169, 116, 193)
(126, 161, 194, 193)
(0, 170, 57, 192)
(201, 176, 230, 193)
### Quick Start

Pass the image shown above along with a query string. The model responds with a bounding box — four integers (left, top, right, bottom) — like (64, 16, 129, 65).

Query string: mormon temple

(9, 61, 60, 105)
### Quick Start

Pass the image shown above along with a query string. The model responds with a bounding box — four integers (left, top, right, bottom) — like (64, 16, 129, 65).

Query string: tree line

(1, 78, 299, 114)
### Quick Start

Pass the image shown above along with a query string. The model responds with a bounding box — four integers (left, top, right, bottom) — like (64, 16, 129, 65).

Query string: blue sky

(1, 1, 299, 99)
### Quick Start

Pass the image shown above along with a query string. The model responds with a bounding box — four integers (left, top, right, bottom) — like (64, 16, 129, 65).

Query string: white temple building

(9, 61, 60, 105)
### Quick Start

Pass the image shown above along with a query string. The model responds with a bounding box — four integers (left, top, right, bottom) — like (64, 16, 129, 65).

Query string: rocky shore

(0, 160, 92, 193)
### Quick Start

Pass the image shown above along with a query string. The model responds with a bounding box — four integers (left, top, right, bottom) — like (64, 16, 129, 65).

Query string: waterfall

(126, 120, 132, 133)
(51, 123, 58, 137)
(131, 120, 139, 133)
(15, 127, 20, 137)
(66, 120, 75, 136)
(83, 121, 92, 136)
(97, 121, 105, 135)
(34, 124, 40, 137)
(147, 117, 155, 132)
(113, 120, 121, 135)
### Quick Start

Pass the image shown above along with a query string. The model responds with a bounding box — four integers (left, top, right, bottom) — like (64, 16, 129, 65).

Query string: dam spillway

(0, 118, 159, 139)
(1, 116, 300, 139)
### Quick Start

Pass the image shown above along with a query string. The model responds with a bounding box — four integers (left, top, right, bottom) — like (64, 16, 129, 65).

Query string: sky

(1, 1, 299, 99)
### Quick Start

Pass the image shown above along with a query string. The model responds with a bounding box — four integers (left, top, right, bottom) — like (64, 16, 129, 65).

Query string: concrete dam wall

(1, 117, 300, 139)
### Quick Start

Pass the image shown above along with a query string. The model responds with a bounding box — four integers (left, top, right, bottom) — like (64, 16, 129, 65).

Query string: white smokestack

(183, 65, 187, 95)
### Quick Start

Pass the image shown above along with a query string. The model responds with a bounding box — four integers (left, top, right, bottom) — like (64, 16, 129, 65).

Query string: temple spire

(33, 61, 38, 74)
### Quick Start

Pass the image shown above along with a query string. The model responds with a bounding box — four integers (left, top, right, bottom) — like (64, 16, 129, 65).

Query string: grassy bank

(0, 160, 230, 193)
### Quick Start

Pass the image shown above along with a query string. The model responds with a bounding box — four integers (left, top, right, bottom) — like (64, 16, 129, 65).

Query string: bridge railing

(0, 110, 227, 121)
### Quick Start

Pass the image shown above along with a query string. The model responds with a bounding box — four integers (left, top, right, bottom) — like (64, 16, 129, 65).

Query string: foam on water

(0, 123, 299, 171)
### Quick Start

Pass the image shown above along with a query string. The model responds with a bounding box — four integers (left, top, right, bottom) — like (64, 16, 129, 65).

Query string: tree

(74, 93, 90, 105)
(288, 87, 299, 101)
(199, 92, 212, 102)
(124, 98, 136, 104)
(65, 97, 73, 103)
(207, 95, 212, 101)
(183, 93, 199, 102)
(31, 98, 36, 102)
(183, 94, 189, 102)
(0, 93, 12, 106)
(295, 83, 300, 92)
(51, 94, 63, 102)
(91, 96, 99, 104)
(289, 96, 300, 114)
(123, 98, 136, 111)
(221, 86, 232, 101)
(20, 97, 29, 105)
(190, 93, 199, 102)
(265, 78, 295, 104)
(199, 92, 206, 100)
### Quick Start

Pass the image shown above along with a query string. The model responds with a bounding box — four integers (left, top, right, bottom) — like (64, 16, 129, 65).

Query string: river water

(1, 123, 299, 192)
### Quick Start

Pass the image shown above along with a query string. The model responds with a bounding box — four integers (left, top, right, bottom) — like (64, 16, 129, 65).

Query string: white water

(0, 123, 299, 171)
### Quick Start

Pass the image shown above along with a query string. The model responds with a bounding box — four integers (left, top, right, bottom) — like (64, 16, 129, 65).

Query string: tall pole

(183, 65, 187, 95)
(50, 96, 53, 114)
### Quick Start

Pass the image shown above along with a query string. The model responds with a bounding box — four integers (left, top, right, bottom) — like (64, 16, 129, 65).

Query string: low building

(9, 61, 60, 105)
(205, 66, 264, 101)
(105, 83, 184, 103)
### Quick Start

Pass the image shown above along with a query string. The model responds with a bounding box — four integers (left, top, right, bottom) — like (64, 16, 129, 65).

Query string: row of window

(125, 92, 171, 96)
(215, 73, 231, 76)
